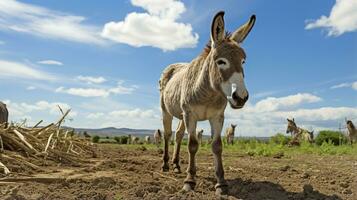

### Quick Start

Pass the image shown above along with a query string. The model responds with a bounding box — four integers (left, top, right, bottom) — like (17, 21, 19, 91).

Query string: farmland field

(0, 141, 356, 200)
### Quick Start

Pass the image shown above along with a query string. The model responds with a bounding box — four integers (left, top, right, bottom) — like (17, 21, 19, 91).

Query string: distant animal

(196, 129, 204, 145)
(159, 11, 255, 194)
(132, 136, 140, 144)
(154, 129, 162, 146)
(286, 118, 314, 144)
(225, 124, 237, 145)
(127, 134, 132, 144)
(83, 131, 91, 138)
(145, 136, 151, 144)
(346, 119, 356, 145)
(0, 101, 9, 127)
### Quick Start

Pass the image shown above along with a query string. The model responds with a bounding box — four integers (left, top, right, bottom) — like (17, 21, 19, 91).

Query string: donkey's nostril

(244, 94, 249, 101)
(232, 92, 238, 100)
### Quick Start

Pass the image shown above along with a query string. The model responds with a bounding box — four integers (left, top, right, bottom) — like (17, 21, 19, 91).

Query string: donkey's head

(208, 11, 255, 109)
(286, 118, 297, 134)
(231, 124, 237, 130)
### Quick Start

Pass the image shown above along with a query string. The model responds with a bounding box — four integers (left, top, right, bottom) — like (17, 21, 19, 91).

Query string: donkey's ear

(231, 15, 256, 44)
(211, 11, 225, 46)
(292, 118, 295, 122)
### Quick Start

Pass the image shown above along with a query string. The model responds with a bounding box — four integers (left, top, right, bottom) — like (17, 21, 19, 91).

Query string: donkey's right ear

(211, 11, 225, 47)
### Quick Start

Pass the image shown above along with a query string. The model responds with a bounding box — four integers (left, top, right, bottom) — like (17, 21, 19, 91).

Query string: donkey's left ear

(231, 15, 256, 44)
(211, 11, 225, 46)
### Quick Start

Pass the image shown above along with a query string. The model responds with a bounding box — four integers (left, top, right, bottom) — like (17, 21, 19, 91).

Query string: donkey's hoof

(182, 183, 195, 192)
(161, 164, 170, 172)
(215, 185, 228, 196)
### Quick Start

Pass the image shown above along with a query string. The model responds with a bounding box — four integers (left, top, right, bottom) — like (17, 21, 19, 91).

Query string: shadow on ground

(224, 178, 342, 200)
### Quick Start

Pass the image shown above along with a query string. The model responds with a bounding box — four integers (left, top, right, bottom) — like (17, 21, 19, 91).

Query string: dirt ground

(0, 144, 356, 200)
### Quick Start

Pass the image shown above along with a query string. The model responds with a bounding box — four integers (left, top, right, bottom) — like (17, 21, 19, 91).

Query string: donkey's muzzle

(229, 92, 249, 109)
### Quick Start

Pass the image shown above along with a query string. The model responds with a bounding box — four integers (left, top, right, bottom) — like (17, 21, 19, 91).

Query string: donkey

(286, 118, 314, 144)
(196, 129, 204, 145)
(0, 101, 8, 128)
(225, 124, 237, 145)
(346, 119, 356, 145)
(154, 129, 162, 146)
(159, 11, 255, 194)
(145, 136, 151, 144)
(131, 136, 140, 144)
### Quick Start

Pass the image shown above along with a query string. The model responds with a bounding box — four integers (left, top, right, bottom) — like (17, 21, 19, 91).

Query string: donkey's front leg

(209, 114, 228, 195)
(182, 114, 198, 192)
(172, 120, 185, 173)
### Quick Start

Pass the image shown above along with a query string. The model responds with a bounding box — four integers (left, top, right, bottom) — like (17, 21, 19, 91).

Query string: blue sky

(0, 0, 356, 136)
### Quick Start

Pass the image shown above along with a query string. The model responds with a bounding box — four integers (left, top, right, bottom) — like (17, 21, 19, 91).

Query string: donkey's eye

(217, 60, 226, 65)
(242, 59, 246, 64)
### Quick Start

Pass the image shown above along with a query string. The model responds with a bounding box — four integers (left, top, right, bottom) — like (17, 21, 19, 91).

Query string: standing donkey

(225, 124, 237, 145)
(286, 118, 314, 144)
(159, 11, 255, 195)
(346, 119, 356, 145)
(0, 101, 8, 128)
(196, 129, 204, 145)
(154, 129, 162, 146)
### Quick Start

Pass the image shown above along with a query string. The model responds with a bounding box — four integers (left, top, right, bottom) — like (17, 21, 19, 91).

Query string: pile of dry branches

(0, 108, 96, 176)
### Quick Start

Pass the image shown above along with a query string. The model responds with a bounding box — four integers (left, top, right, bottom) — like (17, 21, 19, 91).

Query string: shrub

(270, 133, 291, 145)
(113, 136, 129, 144)
(315, 130, 347, 146)
(92, 135, 100, 143)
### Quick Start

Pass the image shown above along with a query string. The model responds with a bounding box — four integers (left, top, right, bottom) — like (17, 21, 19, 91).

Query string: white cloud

(101, 0, 199, 51)
(0, 59, 55, 81)
(223, 93, 357, 137)
(330, 81, 357, 90)
(37, 60, 63, 66)
(305, 0, 357, 36)
(86, 112, 104, 119)
(330, 82, 351, 89)
(0, 0, 106, 45)
(253, 93, 321, 112)
(26, 86, 36, 90)
(3, 100, 77, 124)
(76, 75, 106, 84)
(109, 108, 157, 119)
(55, 81, 136, 97)
(352, 82, 357, 90)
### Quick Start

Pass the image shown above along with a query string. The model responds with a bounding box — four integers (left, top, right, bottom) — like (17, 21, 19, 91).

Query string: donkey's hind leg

(172, 120, 185, 173)
(162, 111, 173, 172)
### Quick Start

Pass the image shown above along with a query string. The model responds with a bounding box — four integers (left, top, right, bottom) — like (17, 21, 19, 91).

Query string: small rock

(301, 172, 310, 179)
(279, 165, 290, 172)
(342, 189, 352, 195)
(340, 182, 349, 188)
(330, 180, 336, 185)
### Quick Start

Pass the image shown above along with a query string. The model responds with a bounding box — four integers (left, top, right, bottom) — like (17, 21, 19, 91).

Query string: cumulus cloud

(351, 82, 357, 90)
(0, 59, 55, 81)
(253, 93, 322, 112)
(26, 86, 36, 90)
(37, 60, 63, 66)
(101, 0, 199, 51)
(224, 93, 357, 137)
(305, 0, 357, 36)
(3, 100, 77, 124)
(0, 0, 106, 45)
(55, 81, 136, 97)
(76, 76, 106, 84)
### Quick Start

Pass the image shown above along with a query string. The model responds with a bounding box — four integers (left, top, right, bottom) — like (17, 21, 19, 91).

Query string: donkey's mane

(347, 120, 355, 130)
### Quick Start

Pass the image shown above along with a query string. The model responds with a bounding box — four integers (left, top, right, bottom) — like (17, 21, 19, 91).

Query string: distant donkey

(0, 101, 9, 128)
(131, 136, 140, 144)
(196, 129, 204, 145)
(154, 129, 162, 146)
(346, 119, 356, 145)
(145, 136, 151, 144)
(159, 11, 256, 195)
(286, 118, 314, 144)
(225, 124, 237, 145)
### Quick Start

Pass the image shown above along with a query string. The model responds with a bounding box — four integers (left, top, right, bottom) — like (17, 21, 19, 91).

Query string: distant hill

(70, 127, 271, 141)
(73, 127, 156, 137)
